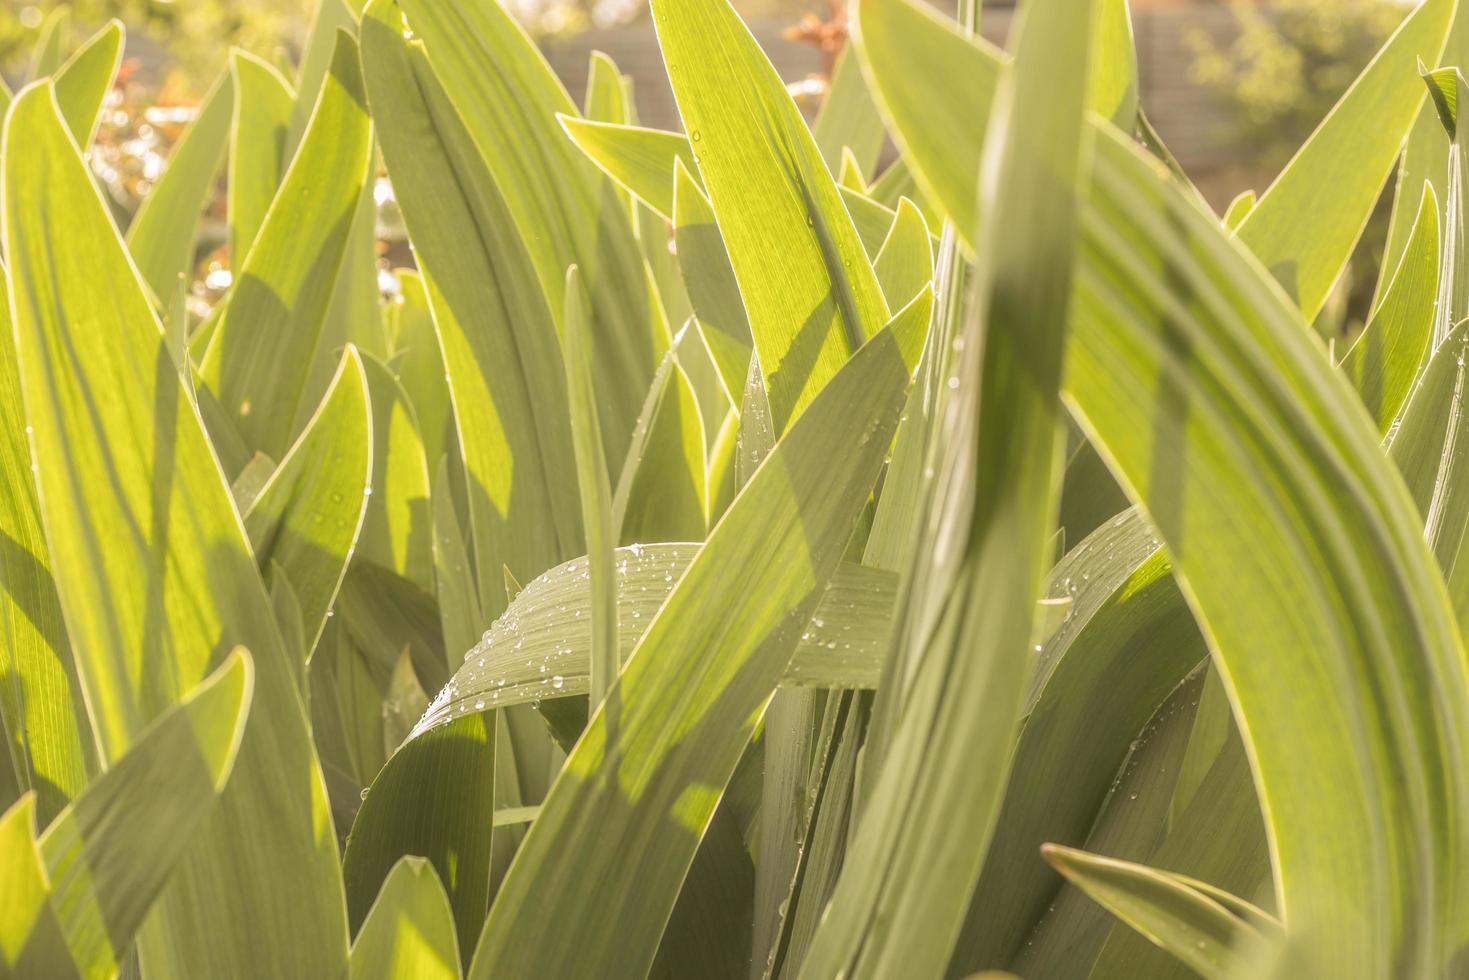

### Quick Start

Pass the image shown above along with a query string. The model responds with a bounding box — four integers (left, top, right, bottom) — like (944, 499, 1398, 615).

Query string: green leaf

(244, 346, 373, 657)
(562, 267, 618, 709)
(1040, 844, 1275, 979)
(559, 115, 902, 261)
(872, 198, 934, 312)
(582, 51, 637, 219)
(360, 1, 581, 614)
(0, 651, 252, 980)
(769, 691, 865, 975)
(0, 795, 75, 979)
(344, 713, 494, 974)
(354, 355, 434, 592)
(584, 50, 630, 124)
(1338, 182, 1439, 435)
(1088, 0, 1139, 129)
(430, 457, 482, 672)
(289, 0, 357, 156)
(466, 293, 925, 979)
(307, 159, 388, 422)
(3, 78, 347, 978)
(1057, 434, 1132, 546)
(226, 50, 295, 264)
(198, 30, 374, 461)
(39, 650, 255, 980)
(1222, 189, 1255, 229)
(1384, 3, 1469, 302)
(385, 269, 453, 489)
(1423, 63, 1461, 135)
(672, 161, 753, 405)
(559, 117, 694, 221)
(1088, 707, 1271, 979)
(856, 12, 1469, 969)
(52, 21, 122, 149)
(1234, 0, 1454, 320)
(851, 0, 1002, 249)
(125, 68, 233, 303)
(837, 146, 867, 192)
(1014, 669, 1209, 976)
(616, 355, 708, 546)
(399, 0, 659, 476)
(348, 857, 461, 980)
(651, 0, 890, 431)
(1389, 320, 1469, 632)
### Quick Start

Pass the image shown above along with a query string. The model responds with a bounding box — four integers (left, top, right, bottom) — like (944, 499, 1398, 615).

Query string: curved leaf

(952, 513, 1207, 970)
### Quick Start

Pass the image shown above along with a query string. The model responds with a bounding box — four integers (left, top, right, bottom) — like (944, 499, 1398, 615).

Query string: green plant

(0, 0, 1467, 976)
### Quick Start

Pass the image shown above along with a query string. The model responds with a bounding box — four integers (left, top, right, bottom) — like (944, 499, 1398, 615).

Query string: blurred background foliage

(1189, 0, 1402, 170)
(1, 1, 309, 93)
(1188, 0, 1407, 337)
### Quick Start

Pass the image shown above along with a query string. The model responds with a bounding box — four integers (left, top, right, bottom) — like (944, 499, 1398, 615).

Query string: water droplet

(691, 130, 701, 142)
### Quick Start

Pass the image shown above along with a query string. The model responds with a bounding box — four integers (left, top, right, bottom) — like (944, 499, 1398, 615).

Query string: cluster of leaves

(1, 0, 1468, 976)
